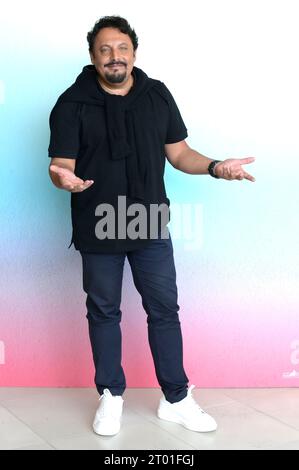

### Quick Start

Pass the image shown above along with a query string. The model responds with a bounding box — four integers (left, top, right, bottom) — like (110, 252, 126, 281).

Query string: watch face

(209, 160, 220, 178)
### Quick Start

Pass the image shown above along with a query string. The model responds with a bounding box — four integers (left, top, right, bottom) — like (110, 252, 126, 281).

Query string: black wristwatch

(208, 160, 222, 178)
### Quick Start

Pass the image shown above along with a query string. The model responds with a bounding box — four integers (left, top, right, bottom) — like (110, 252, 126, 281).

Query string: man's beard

(104, 71, 127, 84)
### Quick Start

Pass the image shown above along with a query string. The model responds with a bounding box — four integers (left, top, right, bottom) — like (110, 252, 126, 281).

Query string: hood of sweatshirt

(56, 64, 159, 106)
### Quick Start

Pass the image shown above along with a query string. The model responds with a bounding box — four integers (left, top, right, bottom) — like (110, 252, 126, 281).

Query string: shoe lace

(98, 389, 122, 419)
(185, 384, 205, 414)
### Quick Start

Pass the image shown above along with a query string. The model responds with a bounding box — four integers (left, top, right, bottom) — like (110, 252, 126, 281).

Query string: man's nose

(110, 49, 120, 61)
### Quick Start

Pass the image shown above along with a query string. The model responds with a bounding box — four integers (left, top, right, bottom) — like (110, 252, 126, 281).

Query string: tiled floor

(0, 388, 298, 450)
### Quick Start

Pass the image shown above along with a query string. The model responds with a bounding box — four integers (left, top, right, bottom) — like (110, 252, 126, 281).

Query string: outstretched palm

(50, 165, 94, 192)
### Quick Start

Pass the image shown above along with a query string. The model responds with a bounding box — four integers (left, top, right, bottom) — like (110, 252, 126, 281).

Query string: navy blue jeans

(80, 233, 189, 403)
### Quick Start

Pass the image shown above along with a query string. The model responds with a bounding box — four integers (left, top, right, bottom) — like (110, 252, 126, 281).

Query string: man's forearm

(175, 147, 215, 175)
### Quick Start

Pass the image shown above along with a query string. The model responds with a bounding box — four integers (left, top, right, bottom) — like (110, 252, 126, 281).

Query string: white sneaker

(157, 384, 217, 432)
(93, 388, 124, 436)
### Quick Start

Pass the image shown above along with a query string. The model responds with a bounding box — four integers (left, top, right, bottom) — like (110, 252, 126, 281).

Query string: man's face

(90, 27, 136, 85)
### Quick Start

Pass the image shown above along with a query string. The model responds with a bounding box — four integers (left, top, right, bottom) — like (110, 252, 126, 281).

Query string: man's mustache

(105, 61, 127, 67)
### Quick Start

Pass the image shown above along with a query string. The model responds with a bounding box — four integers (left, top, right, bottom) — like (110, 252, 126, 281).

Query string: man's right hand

(49, 165, 94, 192)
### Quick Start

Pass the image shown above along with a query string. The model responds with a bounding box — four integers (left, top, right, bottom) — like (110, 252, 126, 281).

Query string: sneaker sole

(93, 428, 120, 436)
(93, 424, 121, 436)
(157, 409, 217, 433)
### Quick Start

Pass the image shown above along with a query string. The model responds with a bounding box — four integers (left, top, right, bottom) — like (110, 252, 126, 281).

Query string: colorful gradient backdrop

(1, 0, 298, 388)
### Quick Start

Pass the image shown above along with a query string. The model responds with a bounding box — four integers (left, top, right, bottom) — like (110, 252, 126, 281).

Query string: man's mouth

(106, 63, 126, 68)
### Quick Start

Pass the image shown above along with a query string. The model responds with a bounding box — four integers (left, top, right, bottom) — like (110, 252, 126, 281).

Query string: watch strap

(208, 160, 222, 178)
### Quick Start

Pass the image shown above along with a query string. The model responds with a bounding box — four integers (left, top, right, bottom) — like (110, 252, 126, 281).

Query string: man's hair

(87, 15, 138, 54)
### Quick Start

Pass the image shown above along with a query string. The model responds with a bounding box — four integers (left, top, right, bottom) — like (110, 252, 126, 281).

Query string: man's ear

(133, 49, 137, 63)
(89, 51, 94, 64)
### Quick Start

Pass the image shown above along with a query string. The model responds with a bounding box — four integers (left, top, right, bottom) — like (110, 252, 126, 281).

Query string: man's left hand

(214, 157, 256, 182)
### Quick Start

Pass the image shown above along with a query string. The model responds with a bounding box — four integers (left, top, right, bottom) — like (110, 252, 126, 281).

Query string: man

(48, 16, 255, 437)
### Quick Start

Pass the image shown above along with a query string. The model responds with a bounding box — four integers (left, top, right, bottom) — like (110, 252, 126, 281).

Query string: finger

(61, 177, 85, 188)
(71, 180, 94, 192)
(81, 180, 94, 190)
(70, 185, 85, 193)
(61, 178, 84, 191)
(239, 157, 255, 165)
(243, 172, 256, 182)
(72, 177, 85, 185)
(66, 174, 93, 186)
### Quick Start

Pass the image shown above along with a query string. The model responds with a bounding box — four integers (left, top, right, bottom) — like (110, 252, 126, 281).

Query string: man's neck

(98, 74, 134, 96)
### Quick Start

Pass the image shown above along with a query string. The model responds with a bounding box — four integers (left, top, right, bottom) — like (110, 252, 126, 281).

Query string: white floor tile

(191, 400, 299, 450)
(263, 440, 299, 450)
(0, 406, 47, 450)
(15, 444, 55, 450)
(223, 388, 299, 430)
(0, 388, 98, 441)
(50, 411, 195, 450)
